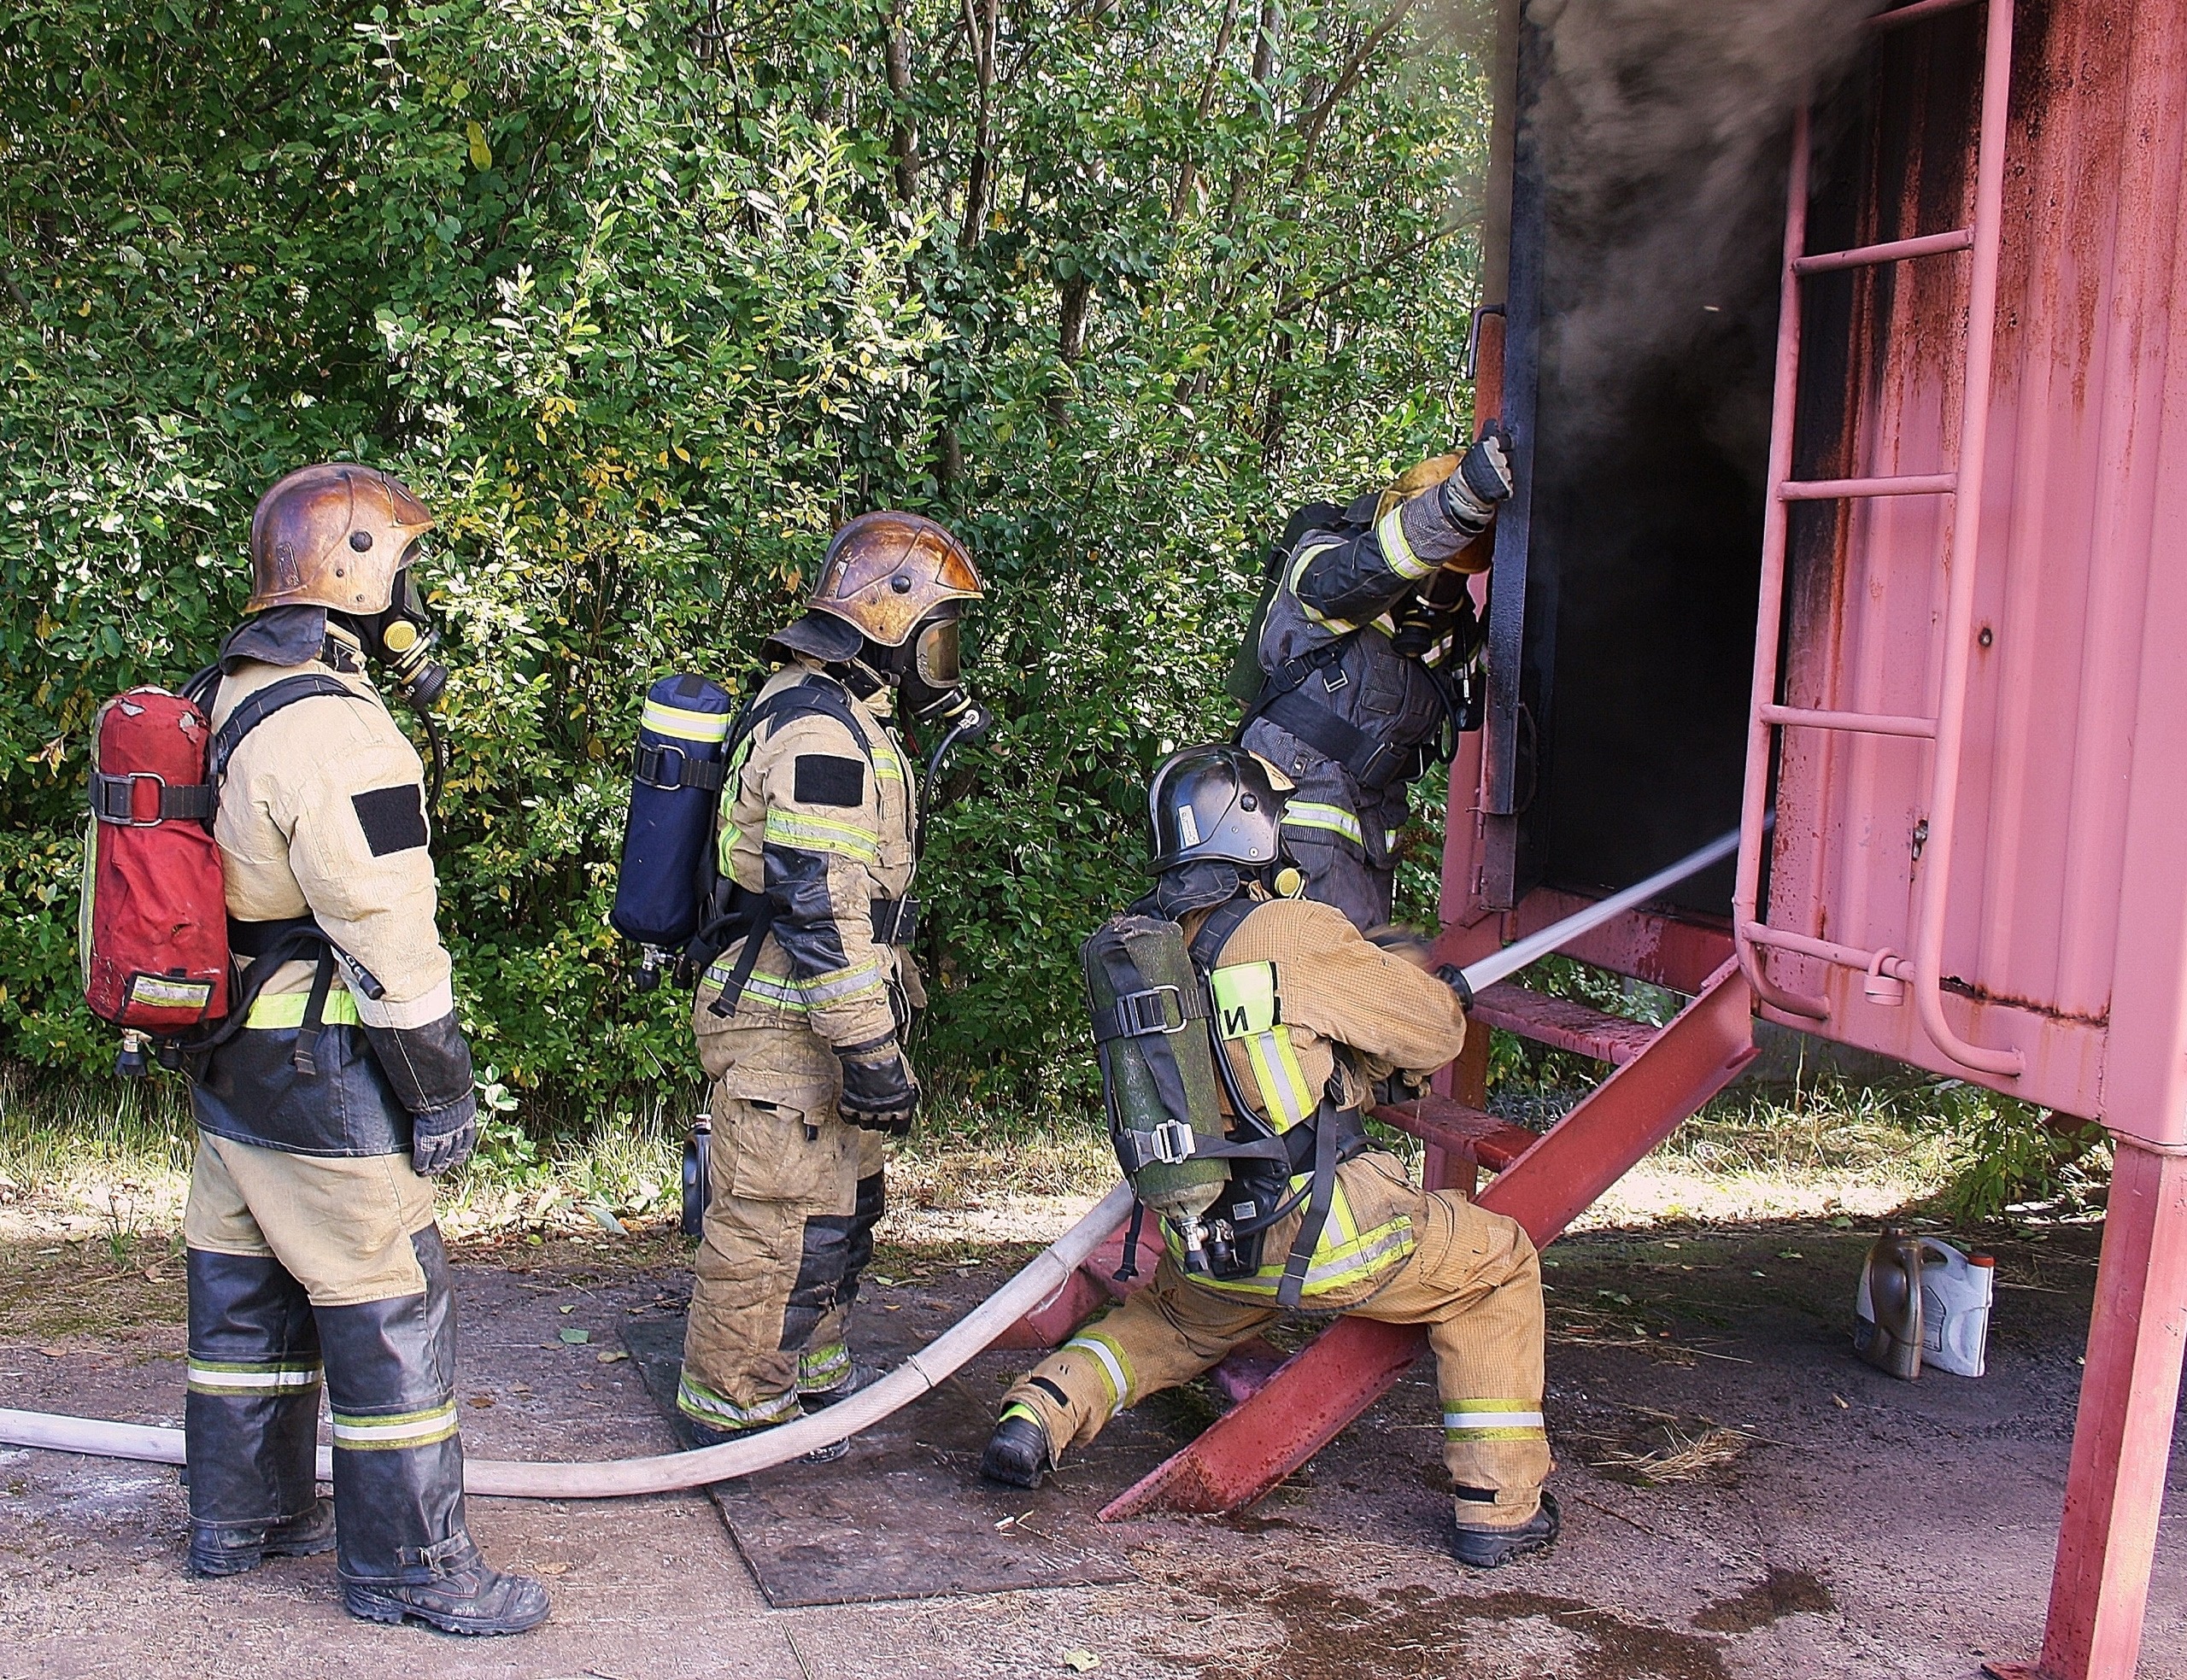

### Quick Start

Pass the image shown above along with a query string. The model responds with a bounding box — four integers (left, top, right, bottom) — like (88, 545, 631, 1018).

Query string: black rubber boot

(343, 1554, 551, 1636)
(190, 1496, 337, 1578)
(1451, 1489, 1562, 1569)
(184, 1249, 325, 1578)
(980, 1412, 1051, 1490)
(322, 1227, 548, 1635)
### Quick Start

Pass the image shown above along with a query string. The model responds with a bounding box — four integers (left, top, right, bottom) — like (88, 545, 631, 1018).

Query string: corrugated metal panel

(1757, 0, 2187, 1139)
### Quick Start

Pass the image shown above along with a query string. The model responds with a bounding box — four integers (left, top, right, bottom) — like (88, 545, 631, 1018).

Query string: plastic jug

(1855, 1227, 1926, 1380)
(1917, 1238, 1996, 1378)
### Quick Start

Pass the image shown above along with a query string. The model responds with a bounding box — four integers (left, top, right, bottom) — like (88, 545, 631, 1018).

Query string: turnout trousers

(677, 1061, 888, 1432)
(1002, 1180, 1554, 1525)
(182, 1132, 480, 1589)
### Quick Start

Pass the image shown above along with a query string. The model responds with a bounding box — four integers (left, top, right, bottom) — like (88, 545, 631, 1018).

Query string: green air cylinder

(1082, 915, 1230, 1269)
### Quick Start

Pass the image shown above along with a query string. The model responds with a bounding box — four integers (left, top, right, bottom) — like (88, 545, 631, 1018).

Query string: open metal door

(1478, 0, 1768, 917)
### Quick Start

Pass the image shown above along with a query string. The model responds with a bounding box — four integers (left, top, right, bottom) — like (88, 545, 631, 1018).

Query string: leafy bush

(2, 0, 1494, 1129)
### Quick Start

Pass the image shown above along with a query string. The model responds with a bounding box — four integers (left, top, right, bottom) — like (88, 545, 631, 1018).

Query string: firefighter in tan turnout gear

(677, 512, 984, 1442)
(181, 465, 547, 1634)
(982, 746, 1560, 1568)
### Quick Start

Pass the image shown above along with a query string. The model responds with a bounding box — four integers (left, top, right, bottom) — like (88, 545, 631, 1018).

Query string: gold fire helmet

(1375, 454, 1463, 522)
(246, 463, 435, 616)
(805, 512, 983, 650)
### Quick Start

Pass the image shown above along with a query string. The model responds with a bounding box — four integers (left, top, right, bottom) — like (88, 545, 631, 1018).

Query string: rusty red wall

(1756, 0, 2187, 1139)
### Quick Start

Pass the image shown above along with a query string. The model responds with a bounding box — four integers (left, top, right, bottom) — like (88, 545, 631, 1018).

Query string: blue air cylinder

(612, 673, 736, 990)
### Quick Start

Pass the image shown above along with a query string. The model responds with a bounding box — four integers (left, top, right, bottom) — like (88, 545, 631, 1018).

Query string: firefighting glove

(836, 1033, 921, 1134)
(1434, 963, 1475, 1010)
(411, 1095, 481, 1178)
(1438, 430, 1515, 536)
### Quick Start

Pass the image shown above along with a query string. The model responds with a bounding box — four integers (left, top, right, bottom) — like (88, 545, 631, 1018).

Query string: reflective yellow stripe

(1282, 802, 1363, 846)
(1443, 1401, 1547, 1439)
(245, 990, 362, 1029)
(676, 1373, 800, 1431)
(642, 700, 733, 743)
(1287, 535, 1359, 632)
(1241, 1027, 1312, 1131)
(1064, 1332, 1134, 1414)
(704, 960, 885, 1013)
(329, 1402, 459, 1450)
(1174, 1168, 1416, 1298)
(871, 738, 905, 782)
(715, 734, 759, 875)
(793, 958, 886, 1006)
(1375, 502, 1434, 580)
(764, 809, 881, 863)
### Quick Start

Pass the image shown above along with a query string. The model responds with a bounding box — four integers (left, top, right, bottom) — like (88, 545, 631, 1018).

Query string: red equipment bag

(79, 687, 229, 1033)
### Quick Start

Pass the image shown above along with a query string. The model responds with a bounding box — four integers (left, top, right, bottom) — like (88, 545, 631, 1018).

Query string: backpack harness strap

(700, 673, 885, 1020)
(1181, 894, 1369, 1308)
(179, 671, 372, 1073)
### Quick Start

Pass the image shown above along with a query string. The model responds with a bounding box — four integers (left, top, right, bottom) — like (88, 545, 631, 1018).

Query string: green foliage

(1938, 1099, 2110, 1225)
(2, 0, 1494, 1125)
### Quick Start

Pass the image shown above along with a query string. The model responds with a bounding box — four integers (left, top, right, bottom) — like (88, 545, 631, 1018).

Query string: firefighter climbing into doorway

(1235, 433, 1513, 932)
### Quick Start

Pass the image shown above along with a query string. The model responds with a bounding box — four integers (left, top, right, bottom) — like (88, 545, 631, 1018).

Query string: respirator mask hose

(337, 564, 452, 813)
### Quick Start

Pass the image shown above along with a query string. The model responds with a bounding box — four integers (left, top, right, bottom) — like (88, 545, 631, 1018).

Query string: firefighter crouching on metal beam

(1236, 433, 1511, 932)
(183, 465, 548, 1634)
(982, 746, 1559, 1568)
(675, 514, 985, 1446)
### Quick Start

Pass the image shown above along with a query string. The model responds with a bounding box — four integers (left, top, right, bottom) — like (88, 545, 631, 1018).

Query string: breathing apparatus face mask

(899, 614, 974, 726)
(356, 556, 449, 710)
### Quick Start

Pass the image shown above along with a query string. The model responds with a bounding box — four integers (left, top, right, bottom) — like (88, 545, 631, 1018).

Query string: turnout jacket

(193, 615, 473, 1157)
(1245, 485, 1487, 881)
(693, 659, 921, 1098)
(1177, 893, 1469, 1304)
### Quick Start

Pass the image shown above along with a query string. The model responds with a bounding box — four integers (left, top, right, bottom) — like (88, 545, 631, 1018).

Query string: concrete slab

(619, 1315, 1137, 1606)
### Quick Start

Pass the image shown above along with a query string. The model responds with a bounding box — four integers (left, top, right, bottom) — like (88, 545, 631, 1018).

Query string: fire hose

(0, 828, 1737, 1499)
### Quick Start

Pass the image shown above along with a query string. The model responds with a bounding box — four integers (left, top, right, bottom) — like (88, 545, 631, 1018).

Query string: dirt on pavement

(1, 1215, 2179, 1680)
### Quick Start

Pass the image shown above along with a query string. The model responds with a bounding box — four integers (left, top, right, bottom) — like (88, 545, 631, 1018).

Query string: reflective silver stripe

(676, 1373, 800, 1429)
(1281, 802, 1364, 845)
(1442, 1409, 1546, 1431)
(1375, 502, 1434, 580)
(1287, 535, 1360, 632)
(330, 1403, 459, 1449)
(797, 959, 885, 1005)
(343, 968, 455, 1031)
(642, 700, 731, 743)
(187, 1363, 321, 1392)
(1064, 1333, 1131, 1414)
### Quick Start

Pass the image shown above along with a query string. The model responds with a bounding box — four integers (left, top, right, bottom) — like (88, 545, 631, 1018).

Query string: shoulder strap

(208, 674, 361, 787)
(744, 670, 877, 768)
(1186, 897, 1261, 975)
(697, 674, 878, 1023)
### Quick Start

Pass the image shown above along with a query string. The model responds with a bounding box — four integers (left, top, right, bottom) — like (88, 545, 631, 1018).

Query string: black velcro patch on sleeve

(351, 784, 429, 857)
(793, 754, 866, 808)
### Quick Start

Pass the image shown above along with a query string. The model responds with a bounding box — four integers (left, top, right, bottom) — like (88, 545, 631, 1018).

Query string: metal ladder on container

(1730, 0, 2024, 1077)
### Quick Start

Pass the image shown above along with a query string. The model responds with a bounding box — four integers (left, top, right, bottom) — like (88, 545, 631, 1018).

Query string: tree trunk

(959, 0, 1000, 250)
(1170, 0, 1241, 221)
(882, 9, 921, 203)
(1047, 272, 1094, 423)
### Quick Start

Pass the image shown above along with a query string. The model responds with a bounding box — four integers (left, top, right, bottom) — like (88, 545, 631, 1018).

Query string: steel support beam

(1986, 1137, 2187, 1680)
(1099, 960, 1755, 1520)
